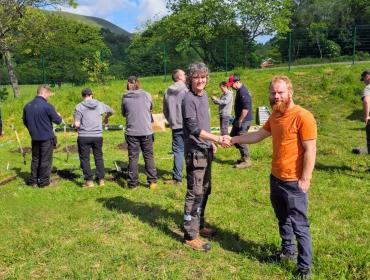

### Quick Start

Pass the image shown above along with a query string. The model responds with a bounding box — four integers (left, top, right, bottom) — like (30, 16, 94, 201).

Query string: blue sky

(60, 0, 168, 33)
(59, 0, 271, 43)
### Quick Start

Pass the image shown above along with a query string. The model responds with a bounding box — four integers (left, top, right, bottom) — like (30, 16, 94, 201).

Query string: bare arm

(238, 109, 248, 124)
(298, 139, 317, 193)
(362, 95, 370, 124)
(231, 128, 271, 145)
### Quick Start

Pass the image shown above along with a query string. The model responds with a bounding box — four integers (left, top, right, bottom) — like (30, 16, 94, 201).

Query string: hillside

(0, 64, 369, 279)
(48, 10, 132, 37)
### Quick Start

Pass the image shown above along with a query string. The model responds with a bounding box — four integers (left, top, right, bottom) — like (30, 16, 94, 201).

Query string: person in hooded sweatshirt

(162, 69, 188, 185)
(74, 88, 113, 187)
(121, 76, 158, 189)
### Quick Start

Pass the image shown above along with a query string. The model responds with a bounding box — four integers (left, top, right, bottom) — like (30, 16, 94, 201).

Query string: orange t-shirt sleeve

(298, 111, 317, 140)
(263, 117, 271, 132)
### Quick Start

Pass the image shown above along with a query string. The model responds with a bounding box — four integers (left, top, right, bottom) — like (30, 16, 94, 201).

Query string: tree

(11, 11, 109, 85)
(0, 0, 76, 97)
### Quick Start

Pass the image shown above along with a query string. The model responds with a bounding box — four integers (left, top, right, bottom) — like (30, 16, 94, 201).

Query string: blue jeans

(270, 174, 312, 273)
(172, 129, 184, 181)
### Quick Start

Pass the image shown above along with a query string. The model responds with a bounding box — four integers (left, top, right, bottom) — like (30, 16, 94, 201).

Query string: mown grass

(0, 64, 369, 279)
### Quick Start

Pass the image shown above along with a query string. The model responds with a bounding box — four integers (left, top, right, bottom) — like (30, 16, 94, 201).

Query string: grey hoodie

(74, 99, 114, 137)
(121, 89, 153, 136)
(163, 81, 188, 129)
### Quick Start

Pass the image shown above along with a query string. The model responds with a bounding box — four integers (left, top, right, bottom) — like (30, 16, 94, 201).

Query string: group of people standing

(29, 62, 370, 279)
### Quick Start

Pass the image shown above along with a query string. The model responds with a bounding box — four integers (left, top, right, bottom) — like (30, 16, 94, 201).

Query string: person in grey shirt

(182, 63, 226, 252)
(122, 76, 158, 189)
(74, 88, 113, 187)
(361, 69, 370, 155)
(163, 69, 188, 185)
(211, 81, 233, 135)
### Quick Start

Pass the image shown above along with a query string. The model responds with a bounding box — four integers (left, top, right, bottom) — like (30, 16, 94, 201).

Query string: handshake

(217, 135, 234, 148)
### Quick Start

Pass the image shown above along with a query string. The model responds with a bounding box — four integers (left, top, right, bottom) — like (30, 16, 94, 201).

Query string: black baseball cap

(360, 70, 370, 81)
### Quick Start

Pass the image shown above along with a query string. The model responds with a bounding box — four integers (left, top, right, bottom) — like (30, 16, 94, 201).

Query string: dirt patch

(66, 145, 79, 153)
(0, 176, 17, 186)
(12, 147, 32, 154)
(117, 142, 128, 150)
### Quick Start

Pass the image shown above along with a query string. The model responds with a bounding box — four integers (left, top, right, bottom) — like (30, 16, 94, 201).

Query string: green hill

(48, 10, 132, 37)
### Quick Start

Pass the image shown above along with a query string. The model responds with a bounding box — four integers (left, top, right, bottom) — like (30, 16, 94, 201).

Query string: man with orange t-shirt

(224, 76, 317, 279)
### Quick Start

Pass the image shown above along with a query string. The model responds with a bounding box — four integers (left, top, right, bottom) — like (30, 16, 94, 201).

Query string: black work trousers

(29, 139, 54, 187)
(183, 148, 213, 240)
(366, 122, 370, 154)
(270, 174, 312, 273)
(77, 137, 105, 181)
(125, 134, 157, 187)
(230, 121, 251, 159)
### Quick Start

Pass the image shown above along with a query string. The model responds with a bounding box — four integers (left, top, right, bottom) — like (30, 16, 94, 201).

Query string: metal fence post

(225, 38, 228, 74)
(288, 32, 292, 71)
(352, 26, 357, 65)
(42, 55, 46, 84)
(163, 45, 167, 82)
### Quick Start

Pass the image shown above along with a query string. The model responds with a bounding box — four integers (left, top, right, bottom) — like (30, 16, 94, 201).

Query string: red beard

(270, 98, 290, 114)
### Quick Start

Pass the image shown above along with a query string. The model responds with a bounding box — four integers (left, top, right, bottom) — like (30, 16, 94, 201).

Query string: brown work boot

(83, 180, 94, 188)
(235, 157, 252, 169)
(98, 179, 105, 186)
(184, 237, 211, 252)
(199, 227, 217, 238)
(149, 182, 157, 190)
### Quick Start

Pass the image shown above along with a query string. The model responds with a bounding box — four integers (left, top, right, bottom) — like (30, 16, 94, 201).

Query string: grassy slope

(47, 10, 132, 37)
(0, 64, 369, 279)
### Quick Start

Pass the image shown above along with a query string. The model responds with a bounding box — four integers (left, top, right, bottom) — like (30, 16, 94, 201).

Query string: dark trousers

(77, 137, 104, 181)
(125, 134, 157, 187)
(29, 139, 54, 186)
(183, 149, 213, 240)
(366, 122, 370, 154)
(229, 121, 251, 158)
(220, 115, 230, 136)
(270, 174, 312, 272)
(172, 129, 184, 182)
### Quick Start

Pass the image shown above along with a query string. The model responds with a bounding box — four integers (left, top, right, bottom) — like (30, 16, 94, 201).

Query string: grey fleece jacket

(163, 81, 188, 129)
(74, 99, 113, 137)
(122, 89, 153, 136)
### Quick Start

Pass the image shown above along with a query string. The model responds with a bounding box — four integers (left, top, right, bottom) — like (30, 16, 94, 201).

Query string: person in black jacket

(23, 85, 62, 187)
(0, 107, 3, 136)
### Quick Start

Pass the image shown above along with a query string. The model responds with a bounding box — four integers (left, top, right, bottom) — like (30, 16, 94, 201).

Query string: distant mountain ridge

(49, 10, 132, 37)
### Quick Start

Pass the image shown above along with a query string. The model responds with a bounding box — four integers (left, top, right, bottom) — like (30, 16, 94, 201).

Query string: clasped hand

(218, 135, 233, 148)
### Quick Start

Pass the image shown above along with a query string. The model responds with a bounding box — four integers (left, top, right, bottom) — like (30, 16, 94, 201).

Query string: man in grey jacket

(163, 69, 188, 185)
(74, 88, 113, 187)
(122, 76, 158, 189)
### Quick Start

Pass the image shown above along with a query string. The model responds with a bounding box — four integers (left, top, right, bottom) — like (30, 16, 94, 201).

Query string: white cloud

(136, 0, 168, 24)
(60, 0, 135, 19)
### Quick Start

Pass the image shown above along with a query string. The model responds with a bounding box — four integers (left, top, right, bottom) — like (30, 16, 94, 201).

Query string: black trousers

(29, 139, 54, 186)
(229, 121, 251, 158)
(183, 148, 213, 240)
(366, 122, 370, 154)
(77, 137, 105, 181)
(125, 134, 157, 187)
(270, 174, 312, 272)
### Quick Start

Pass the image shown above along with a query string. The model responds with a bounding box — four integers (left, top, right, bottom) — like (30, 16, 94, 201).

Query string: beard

(270, 97, 291, 114)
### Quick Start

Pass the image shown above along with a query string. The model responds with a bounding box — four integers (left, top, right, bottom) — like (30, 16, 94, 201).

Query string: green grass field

(0, 64, 369, 279)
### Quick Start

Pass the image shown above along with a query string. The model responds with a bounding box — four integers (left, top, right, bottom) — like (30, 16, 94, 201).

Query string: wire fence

(0, 25, 369, 85)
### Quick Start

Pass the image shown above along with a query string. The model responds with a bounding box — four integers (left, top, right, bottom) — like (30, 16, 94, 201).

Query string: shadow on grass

(212, 157, 236, 166)
(315, 162, 354, 172)
(346, 109, 363, 121)
(97, 196, 277, 263)
(12, 167, 29, 184)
